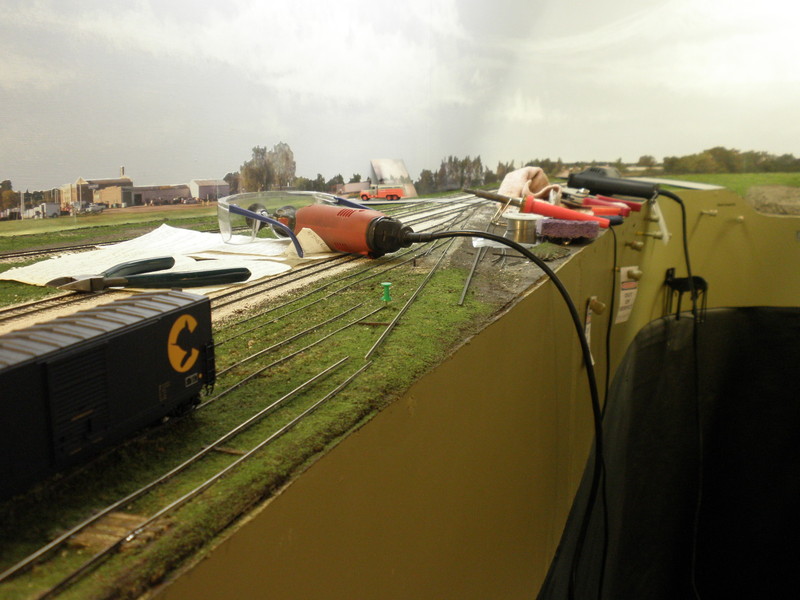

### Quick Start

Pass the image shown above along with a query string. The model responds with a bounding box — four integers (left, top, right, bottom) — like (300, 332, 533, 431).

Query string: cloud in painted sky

(1, 0, 799, 190)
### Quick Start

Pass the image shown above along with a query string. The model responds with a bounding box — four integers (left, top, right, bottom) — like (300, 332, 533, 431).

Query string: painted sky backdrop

(2, 0, 798, 190)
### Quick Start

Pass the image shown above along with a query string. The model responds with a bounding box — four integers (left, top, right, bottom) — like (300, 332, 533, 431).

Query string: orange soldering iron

(280, 203, 415, 258)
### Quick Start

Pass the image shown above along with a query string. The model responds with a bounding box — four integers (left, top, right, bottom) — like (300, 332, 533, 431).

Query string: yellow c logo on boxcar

(168, 314, 200, 373)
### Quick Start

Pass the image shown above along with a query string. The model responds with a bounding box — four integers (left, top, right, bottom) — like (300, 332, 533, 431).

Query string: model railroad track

(0, 198, 480, 332)
(0, 229, 220, 262)
(0, 229, 475, 592)
(0, 198, 490, 598)
(0, 198, 459, 262)
(0, 220, 231, 263)
(208, 197, 486, 311)
(0, 299, 382, 585)
(0, 242, 110, 261)
(2, 358, 373, 598)
(0, 289, 108, 327)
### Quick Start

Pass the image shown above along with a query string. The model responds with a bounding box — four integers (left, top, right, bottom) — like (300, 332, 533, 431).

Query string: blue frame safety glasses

(217, 192, 369, 258)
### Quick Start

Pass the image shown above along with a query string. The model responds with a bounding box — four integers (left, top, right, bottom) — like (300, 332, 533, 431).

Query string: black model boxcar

(0, 291, 215, 500)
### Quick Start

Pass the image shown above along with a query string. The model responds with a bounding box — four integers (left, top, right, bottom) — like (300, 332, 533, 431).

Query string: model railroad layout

(0, 195, 558, 599)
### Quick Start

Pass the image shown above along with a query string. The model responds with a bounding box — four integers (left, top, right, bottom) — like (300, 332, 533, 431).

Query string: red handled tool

(594, 194, 642, 212)
(519, 195, 611, 228)
(581, 196, 631, 217)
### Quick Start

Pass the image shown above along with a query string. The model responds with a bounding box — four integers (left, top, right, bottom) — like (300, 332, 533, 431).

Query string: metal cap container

(504, 212, 543, 244)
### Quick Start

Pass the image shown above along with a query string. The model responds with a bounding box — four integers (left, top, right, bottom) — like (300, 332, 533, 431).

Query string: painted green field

(652, 172, 800, 197)
(0, 205, 216, 239)
(0, 209, 218, 255)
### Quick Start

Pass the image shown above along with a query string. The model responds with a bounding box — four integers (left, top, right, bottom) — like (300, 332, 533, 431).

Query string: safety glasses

(217, 191, 368, 258)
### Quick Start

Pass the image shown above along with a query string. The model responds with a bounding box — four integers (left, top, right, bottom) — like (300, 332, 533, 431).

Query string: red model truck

(360, 185, 405, 201)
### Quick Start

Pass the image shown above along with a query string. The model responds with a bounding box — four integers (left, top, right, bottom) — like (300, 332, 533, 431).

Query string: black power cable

(657, 189, 698, 319)
(603, 226, 618, 411)
(431, 180, 701, 598)
(406, 228, 606, 600)
(596, 224, 618, 598)
(657, 189, 703, 600)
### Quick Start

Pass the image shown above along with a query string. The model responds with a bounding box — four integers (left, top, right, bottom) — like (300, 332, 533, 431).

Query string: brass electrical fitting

(636, 230, 664, 239)
(589, 298, 607, 314)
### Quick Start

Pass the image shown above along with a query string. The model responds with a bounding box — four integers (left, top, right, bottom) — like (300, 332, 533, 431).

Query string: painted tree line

(232, 143, 800, 197)
(3, 145, 798, 208)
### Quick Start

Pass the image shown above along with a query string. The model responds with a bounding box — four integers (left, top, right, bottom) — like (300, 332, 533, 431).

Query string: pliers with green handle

(45, 256, 251, 292)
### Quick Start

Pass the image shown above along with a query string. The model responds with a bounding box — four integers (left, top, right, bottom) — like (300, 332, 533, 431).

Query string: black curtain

(538, 307, 800, 599)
